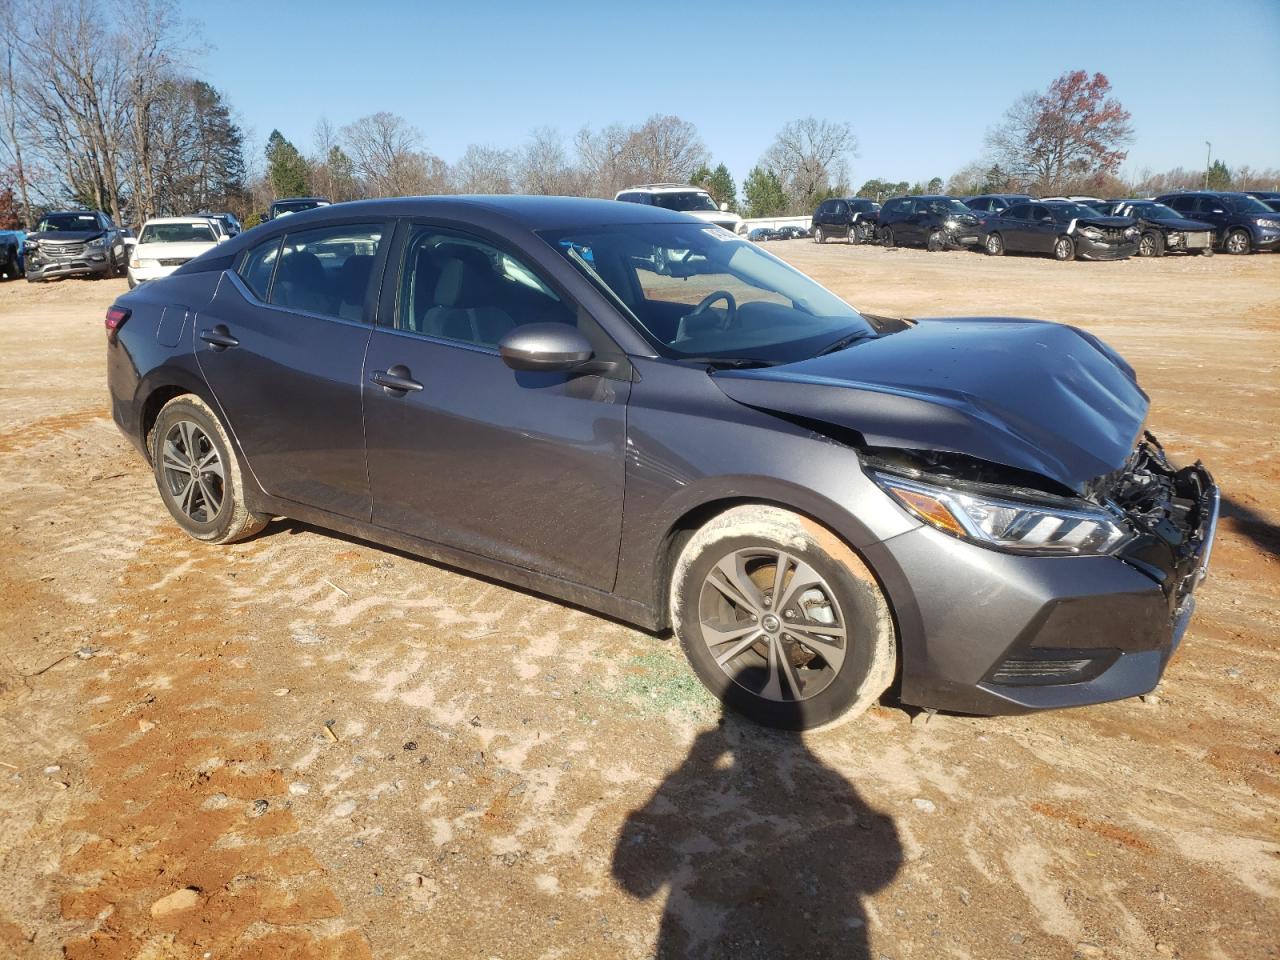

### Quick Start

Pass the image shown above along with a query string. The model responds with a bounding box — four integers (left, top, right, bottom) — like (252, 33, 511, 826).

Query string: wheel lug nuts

(784, 610, 795, 619)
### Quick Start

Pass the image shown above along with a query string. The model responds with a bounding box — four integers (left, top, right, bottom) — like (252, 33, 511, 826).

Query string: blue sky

(183, 0, 1280, 187)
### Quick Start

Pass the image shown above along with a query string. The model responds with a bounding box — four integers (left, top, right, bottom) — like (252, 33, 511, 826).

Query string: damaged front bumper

(866, 437, 1219, 715)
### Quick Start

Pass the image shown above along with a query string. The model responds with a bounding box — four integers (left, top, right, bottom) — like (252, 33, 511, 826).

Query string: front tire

(926, 230, 945, 252)
(985, 233, 1005, 256)
(670, 505, 896, 730)
(151, 395, 268, 545)
(1053, 235, 1076, 261)
(881, 226, 896, 248)
(1137, 231, 1164, 258)
(1224, 228, 1251, 255)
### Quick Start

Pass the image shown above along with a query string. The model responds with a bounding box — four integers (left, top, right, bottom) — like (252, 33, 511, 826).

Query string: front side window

(397, 228, 575, 347)
(140, 222, 218, 244)
(269, 224, 383, 321)
(545, 222, 873, 364)
(237, 236, 282, 301)
(1005, 204, 1032, 220)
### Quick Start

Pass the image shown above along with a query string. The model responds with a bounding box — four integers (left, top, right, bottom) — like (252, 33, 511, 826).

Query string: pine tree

(265, 130, 310, 198)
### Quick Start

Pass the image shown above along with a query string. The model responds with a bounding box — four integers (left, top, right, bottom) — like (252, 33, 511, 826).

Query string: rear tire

(670, 505, 896, 731)
(1224, 228, 1251, 255)
(813, 226, 825, 244)
(984, 233, 1005, 256)
(881, 227, 896, 248)
(1053, 235, 1076, 261)
(1137, 231, 1164, 258)
(150, 395, 269, 545)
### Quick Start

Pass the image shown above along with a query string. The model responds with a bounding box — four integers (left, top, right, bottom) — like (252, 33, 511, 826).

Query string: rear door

(197, 220, 389, 519)
(362, 221, 631, 591)
(999, 204, 1034, 251)
(1027, 204, 1059, 253)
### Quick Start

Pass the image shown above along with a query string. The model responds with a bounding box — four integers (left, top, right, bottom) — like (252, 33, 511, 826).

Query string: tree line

(1, 5, 1274, 232)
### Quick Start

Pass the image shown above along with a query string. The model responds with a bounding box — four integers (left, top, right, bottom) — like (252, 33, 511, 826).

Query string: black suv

(1246, 190, 1280, 214)
(811, 198, 881, 244)
(962, 194, 1033, 215)
(1154, 191, 1280, 254)
(878, 196, 981, 251)
(23, 209, 128, 282)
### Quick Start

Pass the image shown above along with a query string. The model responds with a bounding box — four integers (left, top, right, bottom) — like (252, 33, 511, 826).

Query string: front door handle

(200, 324, 239, 350)
(370, 364, 424, 394)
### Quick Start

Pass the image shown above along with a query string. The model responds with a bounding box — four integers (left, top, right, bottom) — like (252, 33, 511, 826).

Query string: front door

(362, 223, 631, 591)
(196, 221, 388, 519)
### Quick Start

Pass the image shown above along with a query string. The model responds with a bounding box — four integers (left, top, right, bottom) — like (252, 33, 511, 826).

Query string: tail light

(105, 305, 131, 340)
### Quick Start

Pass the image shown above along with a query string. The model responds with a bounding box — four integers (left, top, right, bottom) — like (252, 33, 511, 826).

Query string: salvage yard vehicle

(1097, 200, 1215, 257)
(1156, 191, 1280, 254)
(128, 217, 226, 288)
(811, 197, 880, 243)
(775, 225, 810, 240)
(265, 196, 331, 222)
(980, 200, 1139, 261)
(106, 196, 1219, 729)
(24, 209, 128, 281)
(961, 193, 1033, 215)
(878, 196, 981, 251)
(615, 184, 745, 234)
(748, 226, 783, 241)
(0, 229, 23, 279)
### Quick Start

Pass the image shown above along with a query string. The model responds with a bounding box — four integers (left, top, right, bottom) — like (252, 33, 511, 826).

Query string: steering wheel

(687, 289, 738, 331)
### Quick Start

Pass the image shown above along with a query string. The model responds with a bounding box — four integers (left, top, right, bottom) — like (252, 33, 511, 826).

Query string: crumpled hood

(27, 229, 105, 244)
(1139, 215, 1214, 232)
(711, 318, 1149, 493)
(1072, 215, 1134, 230)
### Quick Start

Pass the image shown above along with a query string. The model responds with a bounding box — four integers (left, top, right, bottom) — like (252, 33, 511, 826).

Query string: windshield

(542, 222, 873, 364)
(139, 222, 217, 244)
(1227, 194, 1273, 214)
(36, 213, 99, 232)
(649, 192, 718, 213)
(925, 198, 971, 216)
(1130, 203, 1179, 221)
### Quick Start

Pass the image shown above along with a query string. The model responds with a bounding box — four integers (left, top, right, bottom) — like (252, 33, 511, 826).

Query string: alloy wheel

(697, 547, 847, 703)
(160, 420, 224, 523)
(986, 234, 1003, 255)
(1139, 233, 1157, 257)
(1225, 230, 1250, 254)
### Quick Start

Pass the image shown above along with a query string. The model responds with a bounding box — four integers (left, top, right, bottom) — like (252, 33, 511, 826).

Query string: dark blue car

(1155, 191, 1280, 254)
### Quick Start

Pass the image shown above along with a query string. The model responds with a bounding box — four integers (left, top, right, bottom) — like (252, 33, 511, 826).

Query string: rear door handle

(370, 364, 424, 394)
(200, 324, 239, 350)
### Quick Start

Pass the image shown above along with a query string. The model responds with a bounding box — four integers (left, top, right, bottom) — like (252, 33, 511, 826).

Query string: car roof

(617, 184, 709, 194)
(143, 216, 220, 225)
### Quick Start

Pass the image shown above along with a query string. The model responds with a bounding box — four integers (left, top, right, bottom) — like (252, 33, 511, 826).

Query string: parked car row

(807, 189, 1280, 260)
(748, 225, 810, 242)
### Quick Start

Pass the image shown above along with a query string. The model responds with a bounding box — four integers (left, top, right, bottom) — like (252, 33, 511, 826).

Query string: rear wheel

(813, 226, 825, 244)
(151, 395, 268, 545)
(1053, 235, 1076, 261)
(671, 505, 896, 730)
(984, 233, 1005, 256)
(1137, 231, 1164, 258)
(881, 226, 896, 248)
(1224, 228, 1251, 255)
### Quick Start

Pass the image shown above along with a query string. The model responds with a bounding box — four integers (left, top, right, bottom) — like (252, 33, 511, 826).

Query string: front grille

(44, 242, 86, 258)
(158, 257, 190, 267)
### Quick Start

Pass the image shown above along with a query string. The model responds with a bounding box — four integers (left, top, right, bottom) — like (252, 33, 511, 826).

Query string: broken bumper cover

(867, 463, 1219, 716)
(25, 254, 113, 280)
(1075, 236, 1139, 260)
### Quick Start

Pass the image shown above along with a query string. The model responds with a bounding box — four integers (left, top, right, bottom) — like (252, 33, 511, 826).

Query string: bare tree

(450, 144, 515, 194)
(342, 111, 446, 197)
(574, 123, 634, 198)
(623, 114, 709, 186)
(760, 117, 858, 213)
(0, 32, 35, 226)
(517, 127, 579, 195)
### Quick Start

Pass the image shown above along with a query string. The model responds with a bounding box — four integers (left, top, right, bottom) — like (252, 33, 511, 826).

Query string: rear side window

(270, 224, 384, 321)
(238, 236, 282, 300)
(1005, 204, 1031, 219)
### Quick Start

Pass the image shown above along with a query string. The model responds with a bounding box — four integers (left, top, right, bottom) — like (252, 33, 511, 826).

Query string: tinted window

(882, 199, 907, 217)
(1165, 195, 1195, 213)
(816, 200, 833, 215)
(268, 224, 383, 321)
(35, 212, 100, 232)
(833, 201, 847, 215)
(397, 229, 575, 348)
(1225, 194, 1271, 214)
(650, 192, 718, 213)
(238, 236, 283, 301)
(1005, 204, 1032, 219)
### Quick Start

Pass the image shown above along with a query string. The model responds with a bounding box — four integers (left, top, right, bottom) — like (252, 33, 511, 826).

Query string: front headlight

(944, 219, 958, 229)
(87, 236, 106, 247)
(1079, 227, 1103, 240)
(1124, 226, 1139, 237)
(873, 473, 1132, 556)
(1256, 218, 1279, 228)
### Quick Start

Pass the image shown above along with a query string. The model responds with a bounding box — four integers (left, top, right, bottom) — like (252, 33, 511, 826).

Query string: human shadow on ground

(612, 709, 903, 960)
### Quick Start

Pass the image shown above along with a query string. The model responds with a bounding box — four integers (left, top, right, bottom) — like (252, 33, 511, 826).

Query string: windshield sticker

(702, 226, 737, 242)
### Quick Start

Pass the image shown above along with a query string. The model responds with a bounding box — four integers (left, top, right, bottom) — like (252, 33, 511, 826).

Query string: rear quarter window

(237, 236, 283, 301)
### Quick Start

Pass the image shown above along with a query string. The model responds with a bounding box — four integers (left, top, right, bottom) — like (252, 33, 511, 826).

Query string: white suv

(614, 184, 745, 234)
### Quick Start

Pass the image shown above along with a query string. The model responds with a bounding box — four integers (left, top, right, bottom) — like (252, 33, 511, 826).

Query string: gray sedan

(105, 196, 1218, 729)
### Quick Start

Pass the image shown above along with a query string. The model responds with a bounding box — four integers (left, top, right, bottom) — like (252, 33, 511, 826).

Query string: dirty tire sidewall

(671, 505, 896, 731)
(881, 227, 895, 248)
(151, 394, 268, 545)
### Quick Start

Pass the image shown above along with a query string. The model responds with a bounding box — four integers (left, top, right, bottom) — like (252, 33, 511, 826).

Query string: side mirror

(1040, 215, 1055, 222)
(1211, 208, 1225, 215)
(123, 237, 137, 251)
(719, 201, 729, 212)
(499, 323, 595, 372)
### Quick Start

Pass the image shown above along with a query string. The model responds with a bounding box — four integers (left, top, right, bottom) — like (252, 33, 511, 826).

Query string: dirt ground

(0, 243, 1276, 960)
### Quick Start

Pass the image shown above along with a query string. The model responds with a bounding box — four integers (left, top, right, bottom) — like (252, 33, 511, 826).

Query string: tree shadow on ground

(1219, 495, 1280, 558)
(612, 709, 902, 960)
